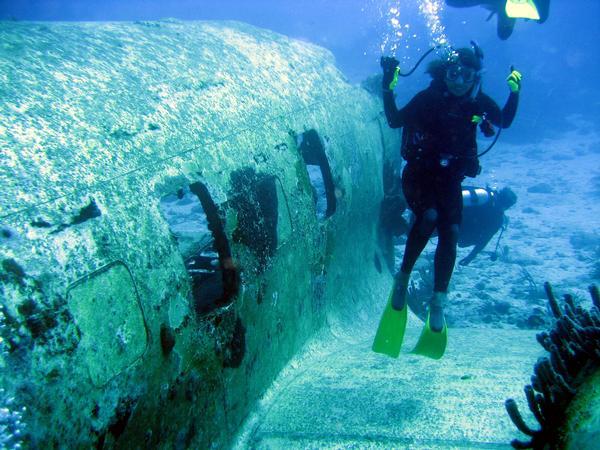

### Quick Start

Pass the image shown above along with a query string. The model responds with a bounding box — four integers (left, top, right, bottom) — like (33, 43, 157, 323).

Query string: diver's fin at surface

(411, 313, 448, 360)
(505, 0, 540, 20)
(372, 291, 408, 358)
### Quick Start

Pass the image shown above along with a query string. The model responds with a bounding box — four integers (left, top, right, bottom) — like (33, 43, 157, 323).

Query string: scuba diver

(445, 0, 550, 40)
(372, 44, 521, 359)
(458, 186, 517, 265)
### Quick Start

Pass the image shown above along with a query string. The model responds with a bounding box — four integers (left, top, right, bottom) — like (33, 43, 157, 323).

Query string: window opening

(159, 182, 238, 316)
(306, 165, 327, 219)
(297, 129, 336, 220)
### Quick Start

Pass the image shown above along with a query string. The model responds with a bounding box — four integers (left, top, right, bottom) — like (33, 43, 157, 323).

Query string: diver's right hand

(380, 56, 400, 90)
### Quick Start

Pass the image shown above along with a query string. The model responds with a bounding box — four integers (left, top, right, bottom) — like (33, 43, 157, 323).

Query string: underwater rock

(492, 300, 511, 315)
(521, 207, 540, 215)
(527, 183, 554, 194)
(526, 306, 549, 329)
(569, 231, 599, 251)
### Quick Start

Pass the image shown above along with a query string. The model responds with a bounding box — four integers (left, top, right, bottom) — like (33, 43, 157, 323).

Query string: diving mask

(445, 64, 477, 84)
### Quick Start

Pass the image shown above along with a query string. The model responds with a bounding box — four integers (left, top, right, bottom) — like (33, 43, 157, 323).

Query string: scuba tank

(462, 187, 493, 207)
(461, 186, 508, 261)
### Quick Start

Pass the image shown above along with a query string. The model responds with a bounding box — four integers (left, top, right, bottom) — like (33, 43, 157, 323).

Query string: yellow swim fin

(372, 289, 408, 358)
(411, 312, 448, 360)
(505, 0, 540, 20)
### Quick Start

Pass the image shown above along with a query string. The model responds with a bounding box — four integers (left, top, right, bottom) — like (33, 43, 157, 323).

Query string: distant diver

(372, 43, 521, 359)
(445, 0, 550, 40)
(458, 186, 517, 265)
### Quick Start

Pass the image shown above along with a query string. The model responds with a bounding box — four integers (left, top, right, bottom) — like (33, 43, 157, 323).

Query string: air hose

(396, 46, 439, 77)
(394, 43, 504, 158)
(478, 126, 502, 157)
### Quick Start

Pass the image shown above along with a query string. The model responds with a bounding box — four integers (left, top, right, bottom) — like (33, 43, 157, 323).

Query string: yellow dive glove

(380, 56, 400, 91)
(507, 69, 522, 93)
(389, 67, 400, 90)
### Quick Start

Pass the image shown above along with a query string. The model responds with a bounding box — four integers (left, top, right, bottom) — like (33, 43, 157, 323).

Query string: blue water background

(1, 1, 599, 144)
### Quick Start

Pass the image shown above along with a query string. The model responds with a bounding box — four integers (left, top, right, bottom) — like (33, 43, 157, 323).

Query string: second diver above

(379, 45, 520, 341)
(445, 0, 550, 40)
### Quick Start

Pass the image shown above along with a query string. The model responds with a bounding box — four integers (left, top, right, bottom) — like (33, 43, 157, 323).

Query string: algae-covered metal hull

(0, 20, 399, 448)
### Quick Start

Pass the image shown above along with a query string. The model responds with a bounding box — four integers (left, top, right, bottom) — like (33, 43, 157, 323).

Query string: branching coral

(505, 282, 600, 449)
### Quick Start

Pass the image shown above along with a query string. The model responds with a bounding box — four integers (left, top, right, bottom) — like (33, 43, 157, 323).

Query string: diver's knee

(449, 224, 459, 238)
(418, 208, 438, 235)
(446, 224, 460, 244)
(423, 208, 438, 226)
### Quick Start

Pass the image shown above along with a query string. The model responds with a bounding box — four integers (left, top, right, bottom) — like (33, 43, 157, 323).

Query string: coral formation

(1, 310, 26, 448)
(0, 388, 25, 449)
(505, 282, 600, 449)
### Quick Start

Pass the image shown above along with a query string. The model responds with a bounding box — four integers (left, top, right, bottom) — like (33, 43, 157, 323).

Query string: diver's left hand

(380, 56, 400, 90)
(507, 69, 522, 93)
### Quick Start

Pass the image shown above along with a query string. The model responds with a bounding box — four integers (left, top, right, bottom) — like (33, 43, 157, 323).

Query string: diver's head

(497, 187, 517, 210)
(426, 47, 482, 97)
(445, 48, 481, 97)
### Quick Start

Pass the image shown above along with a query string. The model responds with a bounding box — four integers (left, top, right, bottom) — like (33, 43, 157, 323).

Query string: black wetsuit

(458, 188, 506, 265)
(383, 79, 518, 292)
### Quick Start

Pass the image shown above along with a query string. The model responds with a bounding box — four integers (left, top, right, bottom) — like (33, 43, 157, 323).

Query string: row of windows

(159, 129, 336, 316)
